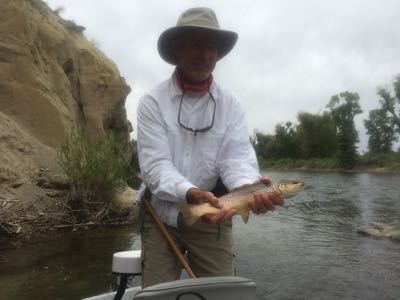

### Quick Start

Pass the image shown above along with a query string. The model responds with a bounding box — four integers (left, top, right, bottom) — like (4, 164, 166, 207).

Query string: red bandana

(174, 68, 213, 96)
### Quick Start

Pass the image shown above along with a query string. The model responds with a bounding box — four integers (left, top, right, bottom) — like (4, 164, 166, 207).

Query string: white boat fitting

(83, 250, 257, 300)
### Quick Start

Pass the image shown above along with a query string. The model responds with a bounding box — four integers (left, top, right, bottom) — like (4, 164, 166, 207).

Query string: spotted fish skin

(176, 180, 304, 226)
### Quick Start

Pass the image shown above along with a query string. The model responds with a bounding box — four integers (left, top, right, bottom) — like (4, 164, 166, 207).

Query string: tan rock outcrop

(0, 0, 135, 236)
(0, 0, 132, 184)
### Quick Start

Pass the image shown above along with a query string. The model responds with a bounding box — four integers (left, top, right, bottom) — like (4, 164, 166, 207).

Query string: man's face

(175, 30, 218, 83)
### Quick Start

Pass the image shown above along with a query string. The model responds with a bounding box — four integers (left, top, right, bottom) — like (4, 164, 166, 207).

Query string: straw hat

(158, 7, 238, 65)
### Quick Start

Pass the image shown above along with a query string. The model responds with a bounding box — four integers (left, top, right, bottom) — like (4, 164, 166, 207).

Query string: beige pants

(140, 212, 234, 288)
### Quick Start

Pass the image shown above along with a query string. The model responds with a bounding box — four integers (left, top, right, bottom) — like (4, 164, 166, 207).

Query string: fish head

(277, 180, 305, 198)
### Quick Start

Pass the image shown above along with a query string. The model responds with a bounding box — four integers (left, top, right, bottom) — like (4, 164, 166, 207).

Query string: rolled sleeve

(176, 181, 196, 202)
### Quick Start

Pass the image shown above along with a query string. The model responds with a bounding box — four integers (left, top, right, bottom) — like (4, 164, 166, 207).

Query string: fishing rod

(115, 138, 197, 279)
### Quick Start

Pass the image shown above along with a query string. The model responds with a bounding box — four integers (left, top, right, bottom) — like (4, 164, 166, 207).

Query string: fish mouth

(280, 180, 305, 188)
(278, 180, 305, 198)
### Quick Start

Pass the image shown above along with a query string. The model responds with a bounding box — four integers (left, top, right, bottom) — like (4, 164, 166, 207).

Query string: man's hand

(248, 176, 284, 214)
(186, 188, 236, 224)
(186, 188, 221, 207)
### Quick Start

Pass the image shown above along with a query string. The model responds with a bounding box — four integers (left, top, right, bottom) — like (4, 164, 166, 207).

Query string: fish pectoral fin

(239, 206, 250, 224)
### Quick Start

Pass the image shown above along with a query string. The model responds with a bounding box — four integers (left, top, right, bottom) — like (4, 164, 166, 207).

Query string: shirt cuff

(176, 181, 197, 202)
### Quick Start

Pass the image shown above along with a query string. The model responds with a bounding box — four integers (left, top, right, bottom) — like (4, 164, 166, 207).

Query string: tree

(327, 92, 362, 168)
(364, 108, 397, 154)
(377, 74, 400, 133)
(250, 123, 301, 162)
(250, 129, 275, 162)
(297, 112, 337, 158)
(273, 122, 302, 159)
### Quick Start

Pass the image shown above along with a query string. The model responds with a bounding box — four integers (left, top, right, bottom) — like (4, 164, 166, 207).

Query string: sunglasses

(177, 92, 216, 136)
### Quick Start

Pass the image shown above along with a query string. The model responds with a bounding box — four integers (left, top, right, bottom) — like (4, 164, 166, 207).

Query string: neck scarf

(174, 68, 213, 96)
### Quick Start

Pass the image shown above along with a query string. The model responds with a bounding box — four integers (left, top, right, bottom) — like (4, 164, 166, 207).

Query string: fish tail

(175, 203, 201, 226)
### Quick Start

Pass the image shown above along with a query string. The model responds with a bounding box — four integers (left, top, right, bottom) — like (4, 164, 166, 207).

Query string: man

(136, 7, 283, 288)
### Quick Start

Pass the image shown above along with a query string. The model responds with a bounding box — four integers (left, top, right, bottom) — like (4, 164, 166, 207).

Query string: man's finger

(248, 197, 262, 214)
(254, 176, 271, 185)
(262, 196, 275, 211)
(206, 192, 223, 208)
(271, 193, 284, 206)
(254, 193, 268, 214)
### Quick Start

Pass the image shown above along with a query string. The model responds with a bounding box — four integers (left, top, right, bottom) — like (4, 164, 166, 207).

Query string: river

(0, 171, 399, 299)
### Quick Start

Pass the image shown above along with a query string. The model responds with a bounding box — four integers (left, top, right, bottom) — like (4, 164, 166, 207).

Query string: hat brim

(158, 26, 238, 65)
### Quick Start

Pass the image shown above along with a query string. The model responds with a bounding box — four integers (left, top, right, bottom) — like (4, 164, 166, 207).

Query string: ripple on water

(234, 170, 400, 300)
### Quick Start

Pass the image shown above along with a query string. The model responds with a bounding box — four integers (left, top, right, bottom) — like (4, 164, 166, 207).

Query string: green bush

(357, 152, 400, 170)
(304, 158, 338, 169)
(260, 158, 338, 170)
(58, 131, 127, 221)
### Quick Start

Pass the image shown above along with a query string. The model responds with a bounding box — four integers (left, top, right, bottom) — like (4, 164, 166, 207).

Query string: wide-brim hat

(158, 7, 238, 65)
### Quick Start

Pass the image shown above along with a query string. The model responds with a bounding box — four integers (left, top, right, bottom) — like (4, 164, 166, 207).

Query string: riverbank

(0, 182, 138, 246)
(259, 155, 400, 173)
(263, 166, 400, 174)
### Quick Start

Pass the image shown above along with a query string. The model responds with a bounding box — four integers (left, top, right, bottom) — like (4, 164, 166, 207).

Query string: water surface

(235, 171, 400, 299)
(0, 171, 399, 299)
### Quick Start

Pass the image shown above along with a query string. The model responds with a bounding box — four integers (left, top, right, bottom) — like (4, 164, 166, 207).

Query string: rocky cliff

(0, 0, 135, 238)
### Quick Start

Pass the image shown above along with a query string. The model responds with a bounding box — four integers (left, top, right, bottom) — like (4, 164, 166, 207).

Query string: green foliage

(27, 0, 51, 16)
(297, 112, 337, 158)
(251, 123, 301, 162)
(64, 20, 86, 33)
(251, 75, 400, 171)
(54, 6, 65, 16)
(357, 152, 400, 170)
(274, 122, 302, 159)
(363, 74, 400, 154)
(364, 108, 397, 154)
(58, 131, 127, 221)
(259, 158, 338, 170)
(377, 74, 400, 133)
(327, 91, 362, 168)
(250, 130, 275, 161)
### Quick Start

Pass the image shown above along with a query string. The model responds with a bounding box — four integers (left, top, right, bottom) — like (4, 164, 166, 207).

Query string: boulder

(357, 223, 400, 242)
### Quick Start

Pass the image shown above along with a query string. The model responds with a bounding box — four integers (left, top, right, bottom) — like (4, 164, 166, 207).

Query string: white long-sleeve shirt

(137, 74, 260, 227)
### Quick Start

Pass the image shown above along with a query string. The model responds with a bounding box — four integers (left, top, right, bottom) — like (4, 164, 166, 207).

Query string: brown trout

(176, 180, 305, 226)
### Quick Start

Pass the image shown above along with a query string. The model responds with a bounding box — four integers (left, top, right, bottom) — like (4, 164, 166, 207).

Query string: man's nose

(198, 46, 213, 59)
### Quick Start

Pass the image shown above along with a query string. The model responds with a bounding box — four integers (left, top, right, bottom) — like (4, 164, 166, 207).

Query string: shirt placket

(181, 99, 197, 174)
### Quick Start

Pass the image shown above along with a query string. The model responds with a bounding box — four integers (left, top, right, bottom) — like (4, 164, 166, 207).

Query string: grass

(259, 153, 400, 172)
(58, 131, 127, 222)
(357, 152, 400, 171)
(259, 158, 338, 170)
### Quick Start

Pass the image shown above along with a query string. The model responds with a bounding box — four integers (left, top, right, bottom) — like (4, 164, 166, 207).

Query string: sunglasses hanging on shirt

(177, 92, 216, 136)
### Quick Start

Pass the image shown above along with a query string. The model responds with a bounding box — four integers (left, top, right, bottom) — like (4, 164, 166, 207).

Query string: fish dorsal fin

(230, 183, 253, 192)
(230, 182, 271, 193)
